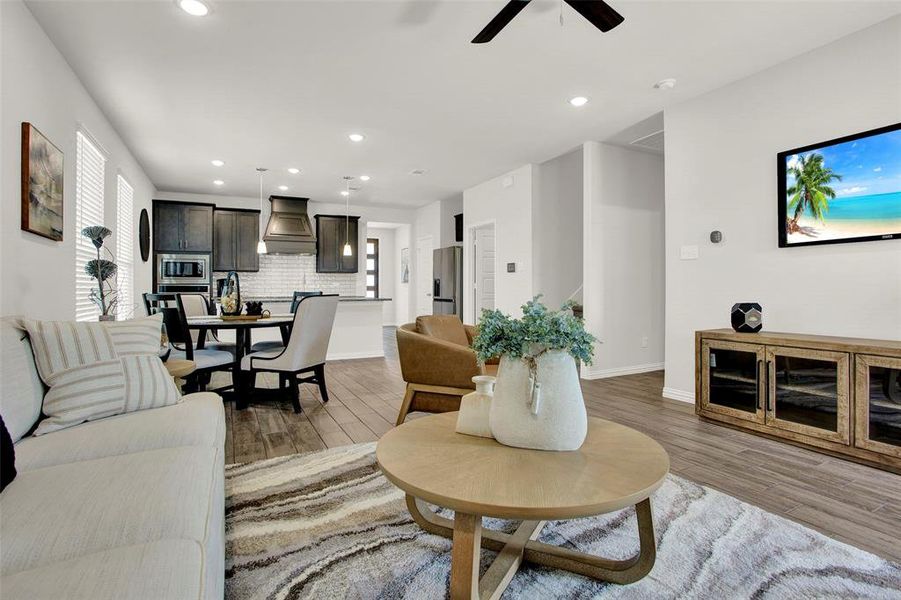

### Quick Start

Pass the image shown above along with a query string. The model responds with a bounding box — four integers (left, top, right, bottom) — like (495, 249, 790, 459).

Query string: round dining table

(185, 314, 294, 401)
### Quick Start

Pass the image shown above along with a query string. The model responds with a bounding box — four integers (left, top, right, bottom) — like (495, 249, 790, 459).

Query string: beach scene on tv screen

(784, 128, 901, 244)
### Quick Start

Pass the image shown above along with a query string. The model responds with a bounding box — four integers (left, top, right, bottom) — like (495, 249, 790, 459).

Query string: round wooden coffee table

(376, 412, 669, 599)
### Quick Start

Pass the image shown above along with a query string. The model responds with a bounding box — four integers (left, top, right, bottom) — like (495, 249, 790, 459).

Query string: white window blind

(75, 131, 106, 322)
(116, 174, 134, 319)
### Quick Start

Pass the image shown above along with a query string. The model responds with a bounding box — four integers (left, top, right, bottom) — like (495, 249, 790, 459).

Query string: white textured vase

(489, 351, 587, 451)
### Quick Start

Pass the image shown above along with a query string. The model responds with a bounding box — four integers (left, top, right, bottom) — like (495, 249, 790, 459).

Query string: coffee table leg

(450, 512, 481, 600)
(406, 495, 657, 588)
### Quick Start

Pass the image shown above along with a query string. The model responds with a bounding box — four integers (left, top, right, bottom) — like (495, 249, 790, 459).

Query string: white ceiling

(27, 0, 901, 208)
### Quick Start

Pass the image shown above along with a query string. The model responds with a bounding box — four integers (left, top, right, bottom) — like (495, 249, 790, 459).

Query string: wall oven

(156, 253, 210, 286)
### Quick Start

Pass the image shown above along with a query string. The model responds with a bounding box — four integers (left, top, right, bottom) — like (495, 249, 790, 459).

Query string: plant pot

(489, 350, 587, 451)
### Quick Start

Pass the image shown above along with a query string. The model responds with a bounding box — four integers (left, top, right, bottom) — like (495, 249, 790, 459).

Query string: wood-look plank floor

(220, 327, 901, 563)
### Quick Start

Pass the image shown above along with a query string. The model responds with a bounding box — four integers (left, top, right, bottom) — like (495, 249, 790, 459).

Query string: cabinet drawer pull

(766, 360, 774, 412)
(757, 359, 763, 410)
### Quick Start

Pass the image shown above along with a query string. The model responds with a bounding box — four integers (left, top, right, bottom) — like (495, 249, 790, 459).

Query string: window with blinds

(116, 175, 134, 319)
(75, 131, 106, 322)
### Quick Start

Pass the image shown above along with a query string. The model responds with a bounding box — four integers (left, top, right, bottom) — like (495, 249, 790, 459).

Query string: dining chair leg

(315, 364, 330, 403)
(279, 373, 288, 389)
(290, 374, 302, 413)
(236, 370, 255, 410)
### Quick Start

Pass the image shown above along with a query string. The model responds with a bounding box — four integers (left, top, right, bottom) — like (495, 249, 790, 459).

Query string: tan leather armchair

(395, 316, 497, 425)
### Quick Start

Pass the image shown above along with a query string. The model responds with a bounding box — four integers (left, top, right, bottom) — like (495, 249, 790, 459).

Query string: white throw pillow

(20, 314, 181, 435)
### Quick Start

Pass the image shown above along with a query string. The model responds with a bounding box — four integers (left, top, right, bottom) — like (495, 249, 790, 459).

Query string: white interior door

(473, 224, 496, 317)
(415, 235, 433, 317)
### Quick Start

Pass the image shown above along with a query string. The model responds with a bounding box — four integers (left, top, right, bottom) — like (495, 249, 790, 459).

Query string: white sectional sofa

(0, 318, 225, 599)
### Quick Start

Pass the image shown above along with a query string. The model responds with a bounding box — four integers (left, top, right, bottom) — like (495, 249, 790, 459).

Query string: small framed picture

(21, 122, 64, 241)
(400, 247, 410, 283)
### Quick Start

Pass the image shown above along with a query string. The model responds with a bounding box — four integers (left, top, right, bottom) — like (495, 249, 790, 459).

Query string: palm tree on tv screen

(786, 153, 842, 234)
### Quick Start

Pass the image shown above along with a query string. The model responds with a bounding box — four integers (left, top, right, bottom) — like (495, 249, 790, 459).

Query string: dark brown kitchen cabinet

(315, 214, 359, 273)
(153, 201, 212, 252)
(213, 209, 260, 272)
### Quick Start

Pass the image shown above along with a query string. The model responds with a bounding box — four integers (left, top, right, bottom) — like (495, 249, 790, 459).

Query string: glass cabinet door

(854, 355, 901, 458)
(701, 340, 765, 423)
(765, 346, 850, 444)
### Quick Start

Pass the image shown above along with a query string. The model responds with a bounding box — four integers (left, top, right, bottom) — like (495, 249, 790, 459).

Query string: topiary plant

(81, 226, 119, 318)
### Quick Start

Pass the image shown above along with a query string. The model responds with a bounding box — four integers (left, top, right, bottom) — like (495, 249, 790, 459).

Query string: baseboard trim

(327, 350, 385, 361)
(662, 387, 695, 404)
(580, 362, 664, 380)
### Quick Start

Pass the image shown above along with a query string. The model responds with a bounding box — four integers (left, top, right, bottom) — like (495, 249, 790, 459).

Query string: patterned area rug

(225, 443, 901, 599)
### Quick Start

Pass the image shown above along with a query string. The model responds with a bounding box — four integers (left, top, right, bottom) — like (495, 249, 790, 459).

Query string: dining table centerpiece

(473, 297, 596, 451)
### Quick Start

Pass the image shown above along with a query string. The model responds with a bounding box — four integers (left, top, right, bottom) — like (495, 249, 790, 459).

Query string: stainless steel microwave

(156, 253, 209, 285)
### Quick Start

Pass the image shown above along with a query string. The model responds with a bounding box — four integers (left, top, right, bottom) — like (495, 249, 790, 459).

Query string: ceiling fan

(472, 0, 624, 44)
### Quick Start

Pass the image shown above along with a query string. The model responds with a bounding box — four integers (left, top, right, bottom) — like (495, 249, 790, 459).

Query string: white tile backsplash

(214, 254, 359, 298)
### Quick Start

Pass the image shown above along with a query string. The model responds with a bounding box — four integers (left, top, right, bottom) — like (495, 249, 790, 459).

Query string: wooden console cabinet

(696, 329, 901, 473)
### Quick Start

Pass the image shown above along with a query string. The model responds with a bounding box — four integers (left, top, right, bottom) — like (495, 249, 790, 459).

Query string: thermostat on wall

(506, 263, 516, 273)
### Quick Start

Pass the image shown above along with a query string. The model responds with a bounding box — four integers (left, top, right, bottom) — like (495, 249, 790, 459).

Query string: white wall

(1, 0, 155, 320)
(366, 227, 396, 325)
(663, 16, 901, 401)
(394, 224, 411, 324)
(462, 164, 535, 323)
(533, 147, 583, 309)
(582, 142, 666, 379)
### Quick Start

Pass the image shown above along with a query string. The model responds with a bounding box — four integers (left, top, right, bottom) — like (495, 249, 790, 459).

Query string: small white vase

(456, 375, 495, 438)
(489, 350, 587, 451)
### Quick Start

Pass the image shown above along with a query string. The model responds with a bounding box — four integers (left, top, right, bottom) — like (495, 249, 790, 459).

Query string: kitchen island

(215, 296, 391, 360)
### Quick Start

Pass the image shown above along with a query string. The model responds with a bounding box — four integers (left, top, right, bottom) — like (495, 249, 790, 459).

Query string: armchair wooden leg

(314, 364, 330, 403)
(396, 384, 416, 426)
(290, 374, 302, 414)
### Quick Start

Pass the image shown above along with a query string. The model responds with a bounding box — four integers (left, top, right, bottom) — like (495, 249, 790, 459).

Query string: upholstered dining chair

(178, 293, 236, 355)
(395, 315, 498, 425)
(143, 293, 236, 392)
(249, 290, 323, 353)
(238, 294, 339, 412)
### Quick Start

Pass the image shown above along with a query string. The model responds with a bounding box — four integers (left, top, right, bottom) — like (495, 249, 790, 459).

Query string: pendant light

(256, 168, 268, 254)
(342, 176, 354, 257)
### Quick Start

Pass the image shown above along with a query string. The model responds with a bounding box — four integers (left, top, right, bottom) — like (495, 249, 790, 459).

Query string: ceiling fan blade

(563, 0, 624, 33)
(471, 0, 532, 44)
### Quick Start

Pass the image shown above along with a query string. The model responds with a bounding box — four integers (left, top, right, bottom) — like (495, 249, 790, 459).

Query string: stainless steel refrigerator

(433, 246, 463, 319)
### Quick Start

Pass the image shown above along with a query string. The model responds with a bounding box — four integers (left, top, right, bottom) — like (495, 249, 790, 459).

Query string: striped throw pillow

(20, 314, 181, 435)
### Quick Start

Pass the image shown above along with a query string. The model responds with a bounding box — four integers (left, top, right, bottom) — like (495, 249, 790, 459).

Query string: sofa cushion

(0, 540, 203, 600)
(0, 318, 44, 442)
(416, 315, 470, 347)
(20, 315, 181, 436)
(0, 445, 217, 575)
(14, 392, 224, 471)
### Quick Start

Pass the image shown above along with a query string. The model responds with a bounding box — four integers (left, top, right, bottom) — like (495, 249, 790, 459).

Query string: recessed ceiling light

(287, 168, 300, 174)
(340, 190, 350, 196)
(569, 96, 589, 107)
(348, 133, 365, 143)
(654, 78, 677, 90)
(360, 175, 371, 181)
(213, 179, 224, 186)
(410, 169, 426, 176)
(178, 0, 209, 17)
(278, 185, 288, 191)
(211, 159, 224, 167)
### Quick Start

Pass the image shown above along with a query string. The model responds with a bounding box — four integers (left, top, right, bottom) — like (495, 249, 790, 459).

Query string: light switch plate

(680, 245, 699, 260)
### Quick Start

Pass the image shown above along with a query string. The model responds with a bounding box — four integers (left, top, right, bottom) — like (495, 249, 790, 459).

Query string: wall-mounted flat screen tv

(778, 122, 901, 247)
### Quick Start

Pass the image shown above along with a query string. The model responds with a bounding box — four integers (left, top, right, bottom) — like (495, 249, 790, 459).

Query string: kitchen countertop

(240, 295, 392, 303)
